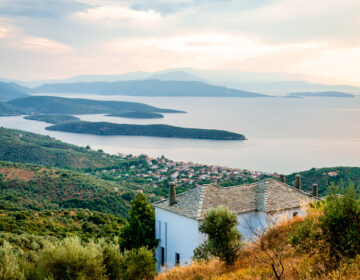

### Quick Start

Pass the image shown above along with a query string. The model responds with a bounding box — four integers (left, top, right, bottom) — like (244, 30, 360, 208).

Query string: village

(89, 154, 278, 200)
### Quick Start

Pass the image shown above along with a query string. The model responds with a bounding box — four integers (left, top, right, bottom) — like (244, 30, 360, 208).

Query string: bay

(1, 93, 360, 174)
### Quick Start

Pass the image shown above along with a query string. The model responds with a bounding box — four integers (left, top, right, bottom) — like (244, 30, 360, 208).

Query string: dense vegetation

(0, 189, 158, 280)
(107, 111, 164, 119)
(4, 96, 183, 115)
(0, 236, 156, 280)
(0, 209, 123, 240)
(24, 114, 80, 124)
(0, 103, 23, 116)
(286, 166, 360, 196)
(0, 127, 128, 169)
(46, 121, 246, 140)
(30, 80, 269, 97)
(0, 161, 129, 217)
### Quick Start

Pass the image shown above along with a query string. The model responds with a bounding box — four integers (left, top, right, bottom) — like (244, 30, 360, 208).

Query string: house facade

(153, 178, 319, 269)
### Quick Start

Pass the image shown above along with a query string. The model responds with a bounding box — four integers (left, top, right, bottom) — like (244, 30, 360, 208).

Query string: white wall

(237, 208, 304, 241)
(155, 207, 305, 269)
(155, 208, 200, 270)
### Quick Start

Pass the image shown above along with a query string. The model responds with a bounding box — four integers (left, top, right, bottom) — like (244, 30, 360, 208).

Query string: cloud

(20, 37, 72, 53)
(0, 0, 360, 85)
(73, 3, 162, 24)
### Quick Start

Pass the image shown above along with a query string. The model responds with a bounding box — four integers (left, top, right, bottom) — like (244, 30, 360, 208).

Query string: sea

(1, 93, 360, 174)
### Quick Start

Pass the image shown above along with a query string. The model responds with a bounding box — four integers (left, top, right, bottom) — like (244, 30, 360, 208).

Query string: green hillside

(0, 208, 123, 241)
(0, 127, 128, 169)
(286, 166, 360, 196)
(0, 161, 130, 217)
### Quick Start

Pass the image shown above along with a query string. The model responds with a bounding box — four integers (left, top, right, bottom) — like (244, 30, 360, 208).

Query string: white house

(153, 178, 320, 269)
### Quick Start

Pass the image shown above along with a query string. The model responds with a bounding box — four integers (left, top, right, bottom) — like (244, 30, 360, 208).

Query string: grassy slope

(0, 161, 130, 217)
(155, 217, 360, 280)
(0, 127, 125, 169)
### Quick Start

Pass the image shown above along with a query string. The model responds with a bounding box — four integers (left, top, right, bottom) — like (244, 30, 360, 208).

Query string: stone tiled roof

(153, 179, 320, 220)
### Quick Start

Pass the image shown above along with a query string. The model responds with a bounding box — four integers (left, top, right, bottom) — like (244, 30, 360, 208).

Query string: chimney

(295, 174, 301, 190)
(280, 174, 286, 184)
(169, 182, 177, 206)
(312, 184, 319, 197)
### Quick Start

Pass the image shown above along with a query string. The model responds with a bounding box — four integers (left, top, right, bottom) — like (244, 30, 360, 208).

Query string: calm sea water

(1, 93, 360, 174)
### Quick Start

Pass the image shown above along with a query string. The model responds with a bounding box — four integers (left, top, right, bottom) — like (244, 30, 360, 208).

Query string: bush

(36, 236, 106, 280)
(101, 240, 156, 280)
(119, 247, 156, 280)
(290, 187, 360, 273)
(320, 187, 360, 260)
(195, 206, 242, 265)
(0, 241, 25, 280)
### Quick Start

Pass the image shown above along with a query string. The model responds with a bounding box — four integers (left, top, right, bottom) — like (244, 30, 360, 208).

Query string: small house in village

(153, 178, 320, 269)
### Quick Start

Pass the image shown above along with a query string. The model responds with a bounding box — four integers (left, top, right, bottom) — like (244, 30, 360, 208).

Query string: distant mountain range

(3, 68, 359, 96)
(1, 68, 359, 98)
(30, 80, 269, 97)
(0, 81, 29, 102)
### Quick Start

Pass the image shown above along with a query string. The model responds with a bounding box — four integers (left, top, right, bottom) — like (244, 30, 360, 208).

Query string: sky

(0, 0, 360, 85)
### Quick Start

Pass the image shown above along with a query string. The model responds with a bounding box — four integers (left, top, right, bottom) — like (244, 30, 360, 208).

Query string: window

(175, 253, 180, 266)
(161, 247, 165, 266)
(293, 212, 298, 217)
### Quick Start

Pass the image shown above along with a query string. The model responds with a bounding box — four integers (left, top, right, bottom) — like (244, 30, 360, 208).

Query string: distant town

(88, 154, 278, 200)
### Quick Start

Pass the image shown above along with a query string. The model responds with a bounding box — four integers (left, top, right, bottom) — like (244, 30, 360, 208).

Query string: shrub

(119, 247, 156, 280)
(320, 187, 360, 260)
(195, 206, 242, 265)
(0, 241, 25, 280)
(36, 236, 107, 280)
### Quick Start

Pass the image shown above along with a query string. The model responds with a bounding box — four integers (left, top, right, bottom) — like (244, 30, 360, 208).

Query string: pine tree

(120, 193, 158, 250)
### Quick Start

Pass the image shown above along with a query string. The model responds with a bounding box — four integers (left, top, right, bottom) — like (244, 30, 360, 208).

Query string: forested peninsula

(46, 121, 246, 140)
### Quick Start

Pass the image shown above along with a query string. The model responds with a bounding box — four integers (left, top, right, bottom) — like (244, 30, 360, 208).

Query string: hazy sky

(0, 0, 360, 85)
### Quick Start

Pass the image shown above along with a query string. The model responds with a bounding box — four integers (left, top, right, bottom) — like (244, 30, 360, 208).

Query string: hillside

(24, 114, 80, 124)
(4, 95, 183, 115)
(286, 166, 360, 196)
(0, 81, 28, 102)
(0, 161, 130, 216)
(0, 103, 23, 116)
(0, 208, 123, 240)
(46, 121, 246, 140)
(30, 80, 269, 97)
(0, 127, 128, 169)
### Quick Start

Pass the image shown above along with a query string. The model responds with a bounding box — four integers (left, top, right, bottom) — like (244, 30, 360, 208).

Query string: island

(3, 96, 185, 115)
(24, 114, 80, 124)
(46, 121, 246, 140)
(287, 91, 355, 98)
(106, 111, 164, 119)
